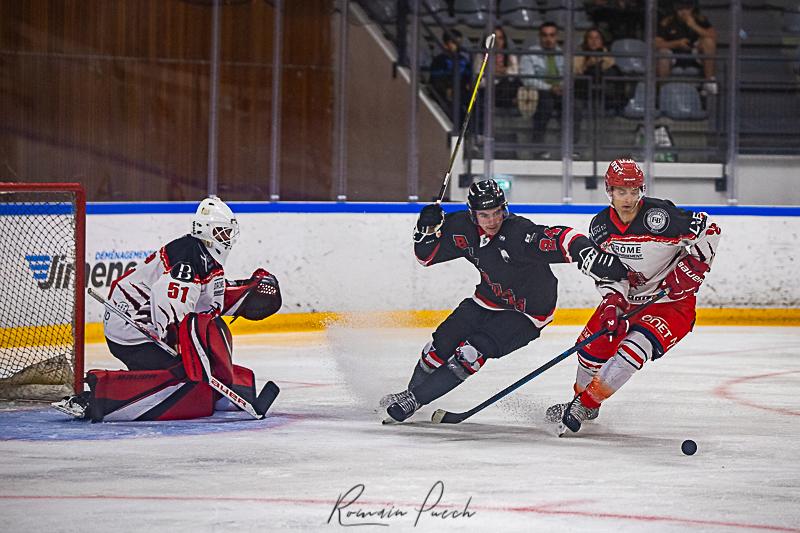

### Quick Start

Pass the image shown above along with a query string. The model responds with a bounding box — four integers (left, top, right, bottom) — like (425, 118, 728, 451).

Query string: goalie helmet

(191, 196, 240, 264)
(467, 179, 509, 222)
(604, 158, 645, 202)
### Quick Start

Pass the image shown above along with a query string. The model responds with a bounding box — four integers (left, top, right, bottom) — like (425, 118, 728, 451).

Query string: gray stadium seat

(366, 0, 396, 24)
(545, 7, 592, 30)
(422, 0, 456, 26)
(623, 81, 645, 119)
(611, 39, 646, 75)
(499, 0, 542, 29)
(783, 8, 800, 33)
(454, 0, 490, 28)
(659, 82, 707, 120)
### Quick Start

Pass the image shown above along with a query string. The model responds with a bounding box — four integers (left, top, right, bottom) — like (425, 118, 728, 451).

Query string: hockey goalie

(53, 196, 282, 422)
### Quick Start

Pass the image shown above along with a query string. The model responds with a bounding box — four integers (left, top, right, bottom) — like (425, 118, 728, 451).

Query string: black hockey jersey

(414, 211, 597, 326)
(106, 235, 225, 345)
(589, 197, 721, 304)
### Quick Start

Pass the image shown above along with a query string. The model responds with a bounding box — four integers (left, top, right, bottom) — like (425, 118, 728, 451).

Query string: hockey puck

(681, 439, 697, 455)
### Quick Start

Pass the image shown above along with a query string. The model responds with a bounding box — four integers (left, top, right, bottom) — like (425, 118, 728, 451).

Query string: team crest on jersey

(479, 234, 491, 248)
(644, 208, 669, 234)
(453, 235, 469, 249)
(170, 262, 195, 281)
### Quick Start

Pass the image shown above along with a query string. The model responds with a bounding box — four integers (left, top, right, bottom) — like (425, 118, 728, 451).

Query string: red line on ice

(713, 369, 800, 416)
(1, 494, 797, 531)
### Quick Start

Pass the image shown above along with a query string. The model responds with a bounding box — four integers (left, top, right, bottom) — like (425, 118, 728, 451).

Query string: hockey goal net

(0, 183, 85, 400)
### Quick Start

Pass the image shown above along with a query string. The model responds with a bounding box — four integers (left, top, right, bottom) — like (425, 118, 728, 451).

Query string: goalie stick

(430, 290, 668, 424)
(87, 288, 278, 420)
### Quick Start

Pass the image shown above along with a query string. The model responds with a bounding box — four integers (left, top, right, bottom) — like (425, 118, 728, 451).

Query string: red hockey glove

(600, 292, 630, 340)
(661, 256, 710, 300)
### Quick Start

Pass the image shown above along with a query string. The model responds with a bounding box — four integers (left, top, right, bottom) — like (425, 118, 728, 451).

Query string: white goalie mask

(191, 196, 240, 264)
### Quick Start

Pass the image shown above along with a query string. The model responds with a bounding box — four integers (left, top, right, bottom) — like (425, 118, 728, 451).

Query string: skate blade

(382, 417, 401, 425)
(51, 403, 84, 419)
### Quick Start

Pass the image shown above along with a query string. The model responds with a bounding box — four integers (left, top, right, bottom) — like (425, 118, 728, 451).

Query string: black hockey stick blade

(431, 290, 668, 424)
(255, 381, 280, 417)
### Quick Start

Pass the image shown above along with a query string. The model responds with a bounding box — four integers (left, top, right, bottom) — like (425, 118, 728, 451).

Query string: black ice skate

(546, 401, 599, 424)
(559, 395, 596, 435)
(51, 394, 89, 419)
(382, 390, 419, 423)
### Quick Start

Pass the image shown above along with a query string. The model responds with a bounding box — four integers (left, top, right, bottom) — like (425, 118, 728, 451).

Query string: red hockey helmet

(604, 158, 645, 201)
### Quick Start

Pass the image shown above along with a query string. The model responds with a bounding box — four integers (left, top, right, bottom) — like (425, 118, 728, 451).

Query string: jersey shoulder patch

(163, 235, 223, 281)
(639, 197, 704, 239)
(589, 208, 612, 244)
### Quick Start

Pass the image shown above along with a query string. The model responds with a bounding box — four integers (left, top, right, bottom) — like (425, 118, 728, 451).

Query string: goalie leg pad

(86, 367, 214, 422)
(178, 313, 235, 384)
(215, 364, 257, 412)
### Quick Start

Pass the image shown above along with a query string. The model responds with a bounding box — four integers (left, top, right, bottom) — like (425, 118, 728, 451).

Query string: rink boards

(5, 202, 800, 339)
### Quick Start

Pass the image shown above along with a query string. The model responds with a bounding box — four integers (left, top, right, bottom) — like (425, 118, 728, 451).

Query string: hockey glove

(661, 255, 710, 300)
(578, 246, 629, 282)
(600, 292, 630, 340)
(223, 268, 282, 320)
(416, 204, 445, 235)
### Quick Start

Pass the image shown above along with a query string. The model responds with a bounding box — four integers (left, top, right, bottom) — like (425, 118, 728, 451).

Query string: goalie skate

(51, 394, 89, 419)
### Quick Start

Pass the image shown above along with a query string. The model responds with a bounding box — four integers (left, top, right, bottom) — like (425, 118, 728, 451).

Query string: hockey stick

(87, 288, 279, 420)
(435, 32, 496, 203)
(431, 290, 668, 424)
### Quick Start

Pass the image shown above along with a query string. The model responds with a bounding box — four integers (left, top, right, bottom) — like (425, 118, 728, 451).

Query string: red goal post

(0, 182, 85, 400)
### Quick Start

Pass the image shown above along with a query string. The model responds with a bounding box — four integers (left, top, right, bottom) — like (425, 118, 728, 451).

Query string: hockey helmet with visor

(192, 196, 240, 264)
(605, 158, 645, 202)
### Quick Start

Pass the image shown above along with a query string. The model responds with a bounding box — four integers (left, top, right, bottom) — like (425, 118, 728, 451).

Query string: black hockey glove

(578, 246, 629, 282)
(416, 204, 444, 234)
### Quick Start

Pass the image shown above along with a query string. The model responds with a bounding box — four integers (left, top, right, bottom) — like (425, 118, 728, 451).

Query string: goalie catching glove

(223, 268, 282, 320)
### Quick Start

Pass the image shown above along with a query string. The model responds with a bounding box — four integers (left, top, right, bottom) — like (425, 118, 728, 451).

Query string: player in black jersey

(381, 179, 633, 423)
(549, 159, 722, 435)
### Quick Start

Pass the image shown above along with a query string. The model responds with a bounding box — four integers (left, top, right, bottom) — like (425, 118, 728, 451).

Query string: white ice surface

(2, 325, 799, 532)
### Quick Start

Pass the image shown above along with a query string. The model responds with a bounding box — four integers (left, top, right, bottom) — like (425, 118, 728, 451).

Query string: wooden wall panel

(0, 0, 334, 201)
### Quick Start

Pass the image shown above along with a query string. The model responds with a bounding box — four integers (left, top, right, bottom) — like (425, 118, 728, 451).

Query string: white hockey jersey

(589, 197, 722, 304)
(105, 235, 225, 345)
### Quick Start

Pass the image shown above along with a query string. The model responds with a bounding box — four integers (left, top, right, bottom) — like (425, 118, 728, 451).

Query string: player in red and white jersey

(53, 197, 282, 421)
(549, 158, 722, 435)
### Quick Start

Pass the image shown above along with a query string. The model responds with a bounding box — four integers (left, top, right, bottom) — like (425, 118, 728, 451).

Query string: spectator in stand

(430, 30, 472, 121)
(584, 0, 644, 42)
(519, 22, 582, 159)
(574, 28, 624, 115)
(655, 0, 718, 94)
